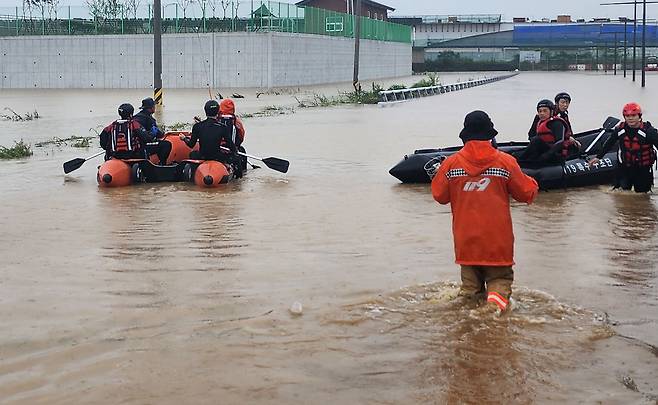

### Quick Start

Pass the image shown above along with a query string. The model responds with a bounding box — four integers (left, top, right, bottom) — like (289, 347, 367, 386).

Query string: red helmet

(622, 102, 642, 116)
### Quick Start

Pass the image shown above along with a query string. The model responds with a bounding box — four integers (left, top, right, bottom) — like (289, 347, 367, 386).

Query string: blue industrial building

(391, 15, 658, 70)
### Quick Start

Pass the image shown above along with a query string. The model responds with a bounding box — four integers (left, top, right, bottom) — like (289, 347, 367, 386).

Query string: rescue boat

(389, 121, 621, 190)
(96, 131, 247, 188)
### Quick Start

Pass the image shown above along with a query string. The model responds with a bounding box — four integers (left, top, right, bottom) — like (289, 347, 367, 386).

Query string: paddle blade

(262, 157, 289, 173)
(63, 158, 86, 174)
(602, 116, 620, 130)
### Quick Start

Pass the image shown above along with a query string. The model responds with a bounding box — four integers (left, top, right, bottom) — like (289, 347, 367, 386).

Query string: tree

(123, 0, 142, 19)
(85, 0, 122, 21)
(178, 0, 194, 18)
(196, 0, 207, 18)
(47, 0, 59, 19)
(219, 0, 229, 19)
(22, 0, 34, 19)
(206, 0, 217, 17)
(231, 0, 239, 19)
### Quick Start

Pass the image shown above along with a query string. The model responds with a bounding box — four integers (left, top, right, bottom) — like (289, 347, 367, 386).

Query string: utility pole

(633, 0, 637, 81)
(641, 0, 647, 87)
(600, 1, 658, 86)
(622, 17, 628, 77)
(352, 0, 361, 92)
(614, 32, 618, 75)
(154, 0, 163, 105)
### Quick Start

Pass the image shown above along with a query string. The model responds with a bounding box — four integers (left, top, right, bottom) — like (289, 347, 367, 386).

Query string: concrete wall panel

(0, 32, 410, 89)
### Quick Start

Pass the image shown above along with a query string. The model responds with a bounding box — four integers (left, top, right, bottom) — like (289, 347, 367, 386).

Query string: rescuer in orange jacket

(432, 111, 539, 314)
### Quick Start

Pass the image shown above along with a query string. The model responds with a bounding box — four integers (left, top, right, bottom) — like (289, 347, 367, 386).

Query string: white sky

(0, 0, 655, 20)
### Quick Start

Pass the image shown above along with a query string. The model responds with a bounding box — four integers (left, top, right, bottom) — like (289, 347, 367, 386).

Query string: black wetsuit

(528, 114, 541, 140)
(184, 117, 242, 177)
(596, 121, 658, 192)
(133, 109, 172, 165)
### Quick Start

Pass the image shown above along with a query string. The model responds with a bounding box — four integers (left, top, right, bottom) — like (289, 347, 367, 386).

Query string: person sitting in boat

(518, 99, 578, 165)
(528, 92, 574, 140)
(179, 100, 243, 178)
(99, 103, 151, 160)
(133, 97, 172, 165)
(219, 98, 247, 171)
(219, 98, 246, 147)
(588, 102, 658, 193)
(554, 92, 574, 135)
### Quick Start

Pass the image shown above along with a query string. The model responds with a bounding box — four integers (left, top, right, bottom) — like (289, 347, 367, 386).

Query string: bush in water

(0, 140, 33, 159)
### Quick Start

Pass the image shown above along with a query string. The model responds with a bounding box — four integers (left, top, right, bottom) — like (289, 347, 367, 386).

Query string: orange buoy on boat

(97, 159, 135, 187)
(191, 160, 233, 188)
(148, 132, 197, 165)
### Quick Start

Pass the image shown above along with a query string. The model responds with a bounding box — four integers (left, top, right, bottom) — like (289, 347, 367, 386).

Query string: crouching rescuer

(431, 111, 539, 313)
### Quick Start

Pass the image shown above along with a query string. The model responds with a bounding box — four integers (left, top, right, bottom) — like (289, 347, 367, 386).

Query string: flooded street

(1, 72, 657, 403)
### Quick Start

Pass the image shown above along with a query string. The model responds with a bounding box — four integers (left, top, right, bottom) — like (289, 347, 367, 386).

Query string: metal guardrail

(378, 73, 518, 104)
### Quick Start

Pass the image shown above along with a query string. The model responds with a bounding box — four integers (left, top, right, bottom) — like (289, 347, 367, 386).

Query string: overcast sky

(0, 0, 655, 20)
(384, 0, 656, 20)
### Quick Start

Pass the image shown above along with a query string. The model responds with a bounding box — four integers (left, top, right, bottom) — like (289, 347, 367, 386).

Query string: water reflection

(607, 193, 658, 286)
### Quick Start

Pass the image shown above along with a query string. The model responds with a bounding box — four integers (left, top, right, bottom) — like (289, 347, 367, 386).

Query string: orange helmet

(622, 102, 642, 116)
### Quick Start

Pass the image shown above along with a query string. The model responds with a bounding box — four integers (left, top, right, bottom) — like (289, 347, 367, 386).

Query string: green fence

(0, 1, 411, 43)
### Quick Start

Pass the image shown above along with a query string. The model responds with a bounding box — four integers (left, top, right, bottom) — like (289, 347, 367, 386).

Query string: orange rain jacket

(219, 99, 246, 143)
(432, 141, 539, 266)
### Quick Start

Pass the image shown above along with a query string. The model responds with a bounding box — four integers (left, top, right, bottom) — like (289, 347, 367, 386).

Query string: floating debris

(289, 301, 303, 316)
(1, 107, 40, 121)
(35, 135, 94, 148)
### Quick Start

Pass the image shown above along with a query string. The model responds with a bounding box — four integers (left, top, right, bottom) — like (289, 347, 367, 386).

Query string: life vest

(218, 115, 246, 150)
(617, 122, 657, 167)
(109, 119, 141, 153)
(536, 115, 572, 157)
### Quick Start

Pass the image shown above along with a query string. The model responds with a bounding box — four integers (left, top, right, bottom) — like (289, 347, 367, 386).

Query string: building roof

(295, 0, 395, 12)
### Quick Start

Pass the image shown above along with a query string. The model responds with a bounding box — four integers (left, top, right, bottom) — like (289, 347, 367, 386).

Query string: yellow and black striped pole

(153, 0, 163, 106)
(154, 87, 163, 106)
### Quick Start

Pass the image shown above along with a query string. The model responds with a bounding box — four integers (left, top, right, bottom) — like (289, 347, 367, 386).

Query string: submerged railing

(378, 73, 518, 104)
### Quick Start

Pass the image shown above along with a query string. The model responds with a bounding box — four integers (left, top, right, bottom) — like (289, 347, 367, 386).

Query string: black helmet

(204, 100, 219, 116)
(118, 103, 134, 118)
(537, 99, 555, 112)
(140, 97, 156, 109)
(554, 92, 571, 103)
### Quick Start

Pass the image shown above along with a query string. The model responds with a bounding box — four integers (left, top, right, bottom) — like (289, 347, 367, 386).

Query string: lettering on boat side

(563, 158, 614, 175)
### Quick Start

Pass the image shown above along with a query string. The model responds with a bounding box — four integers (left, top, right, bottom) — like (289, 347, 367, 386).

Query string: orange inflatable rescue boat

(96, 131, 247, 188)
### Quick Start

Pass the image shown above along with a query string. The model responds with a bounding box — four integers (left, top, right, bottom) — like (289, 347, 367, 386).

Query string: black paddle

(63, 151, 105, 174)
(583, 116, 621, 154)
(220, 146, 289, 173)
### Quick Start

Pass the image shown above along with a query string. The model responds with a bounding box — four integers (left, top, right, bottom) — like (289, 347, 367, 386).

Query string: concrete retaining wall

(0, 32, 411, 89)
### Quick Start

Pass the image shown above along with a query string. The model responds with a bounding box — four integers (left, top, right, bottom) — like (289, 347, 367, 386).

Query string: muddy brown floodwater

(1, 72, 657, 404)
